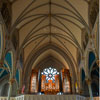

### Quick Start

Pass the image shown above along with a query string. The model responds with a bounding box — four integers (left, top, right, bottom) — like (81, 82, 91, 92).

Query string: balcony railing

(0, 95, 99, 100)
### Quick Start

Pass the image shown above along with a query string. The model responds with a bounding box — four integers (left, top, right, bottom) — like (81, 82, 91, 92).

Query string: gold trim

(9, 78, 15, 84)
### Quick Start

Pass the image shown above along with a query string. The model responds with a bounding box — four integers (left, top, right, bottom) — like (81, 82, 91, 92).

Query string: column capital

(85, 78, 91, 85)
(9, 78, 15, 84)
(89, 34, 93, 39)
(82, 56, 85, 60)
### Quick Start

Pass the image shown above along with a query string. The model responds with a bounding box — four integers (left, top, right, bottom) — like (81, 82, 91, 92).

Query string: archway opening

(23, 45, 76, 94)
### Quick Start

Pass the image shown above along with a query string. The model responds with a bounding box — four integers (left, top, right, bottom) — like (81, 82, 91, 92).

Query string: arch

(1, 83, 9, 96)
(91, 81, 99, 96)
(0, 75, 9, 96)
(32, 49, 69, 70)
(85, 50, 96, 75)
(11, 0, 89, 60)
(0, 63, 10, 79)
(23, 44, 77, 93)
(80, 68, 89, 96)
(91, 62, 99, 78)
(24, 44, 77, 78)
(11, 80, 18, 96)
(34, 56, 66, 71)
(0, 69, 8, 79)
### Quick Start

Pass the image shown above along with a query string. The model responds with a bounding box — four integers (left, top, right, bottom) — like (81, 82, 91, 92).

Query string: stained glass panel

(41, 67, 59, 82)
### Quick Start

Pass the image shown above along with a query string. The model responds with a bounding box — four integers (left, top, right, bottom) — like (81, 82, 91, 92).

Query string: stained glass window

(41, 67, 59, 82)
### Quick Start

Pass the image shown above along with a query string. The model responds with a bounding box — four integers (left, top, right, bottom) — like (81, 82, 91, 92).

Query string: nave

(0, 0, 99, 100)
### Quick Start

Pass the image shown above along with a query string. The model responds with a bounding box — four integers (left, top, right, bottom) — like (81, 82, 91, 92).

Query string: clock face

(41, 67, 59, 82)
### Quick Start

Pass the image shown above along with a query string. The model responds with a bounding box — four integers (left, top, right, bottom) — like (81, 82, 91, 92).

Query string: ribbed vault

(34, 56, 65, 71)
(11, 0, 89, 61)
(10, 0, 90, 90)
(23, 44, 77, 93)
(32, 49, 69, 70)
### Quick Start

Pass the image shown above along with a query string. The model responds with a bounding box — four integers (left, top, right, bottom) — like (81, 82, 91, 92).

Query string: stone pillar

(71, 79, 76, 94)
(24, 76, 30, 94)
(17, 88, 22, 94)
(8, 78, 15, 100)
(86, 78, 94, 100)
(70, 71, 75, 94)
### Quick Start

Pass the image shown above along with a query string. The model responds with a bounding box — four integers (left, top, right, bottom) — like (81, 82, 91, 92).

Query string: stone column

(24, 76, 30, 94)
(86, 78, 94, 100)
(8, 78, 15, 100)
(71, 79, 75, 94)
(17, 88, 22, 94)
(70, 71, 75, 94)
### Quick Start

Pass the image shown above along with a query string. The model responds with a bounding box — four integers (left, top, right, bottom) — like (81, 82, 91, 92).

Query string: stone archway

(23, 44, 77, 94)
(1, 83, 9, 96)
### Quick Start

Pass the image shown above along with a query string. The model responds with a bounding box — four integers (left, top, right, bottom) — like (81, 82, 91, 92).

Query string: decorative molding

(9, 78, 15, 84)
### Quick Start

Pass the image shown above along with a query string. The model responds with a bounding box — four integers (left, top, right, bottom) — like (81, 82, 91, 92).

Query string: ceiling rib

(11, 0, 90, 58)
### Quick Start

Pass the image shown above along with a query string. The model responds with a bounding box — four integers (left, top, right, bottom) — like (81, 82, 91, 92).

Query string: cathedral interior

(0, 0, 99, 100)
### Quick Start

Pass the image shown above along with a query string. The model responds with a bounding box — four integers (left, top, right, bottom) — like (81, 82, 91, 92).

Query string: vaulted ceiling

(11, 0, 89, 71)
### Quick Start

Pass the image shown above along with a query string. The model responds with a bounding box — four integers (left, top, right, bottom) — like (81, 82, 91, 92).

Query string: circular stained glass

(41, 67, 59, 82)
